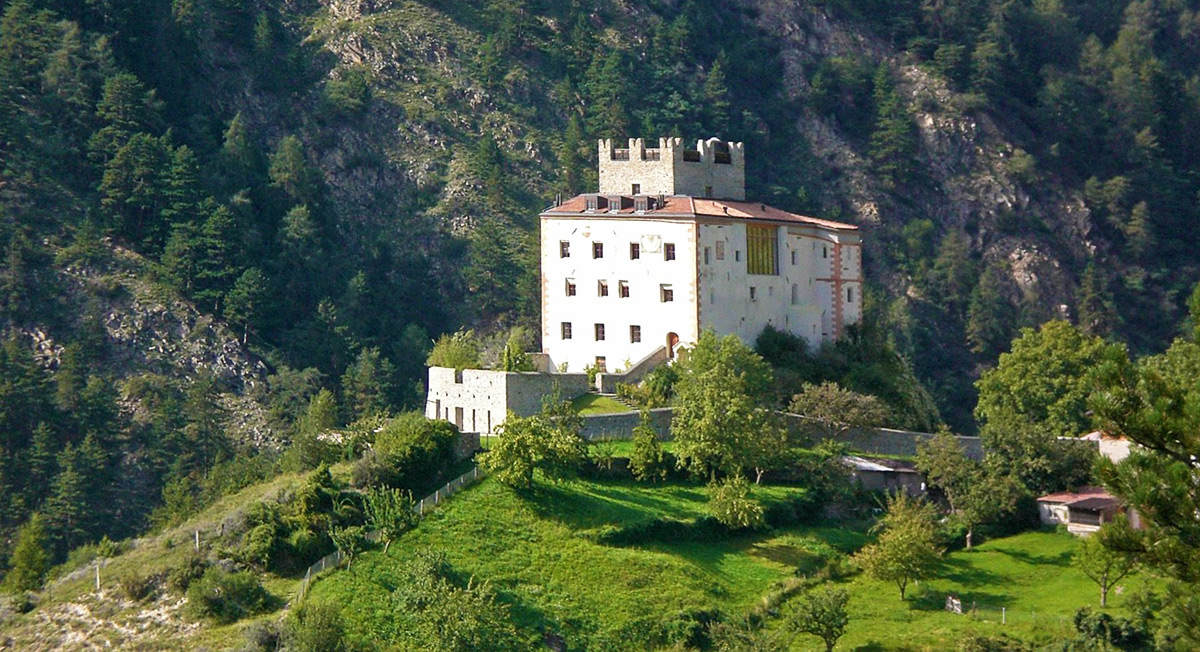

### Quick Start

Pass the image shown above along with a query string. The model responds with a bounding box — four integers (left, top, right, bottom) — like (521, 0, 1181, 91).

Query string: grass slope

(310, 478, 1145, 651)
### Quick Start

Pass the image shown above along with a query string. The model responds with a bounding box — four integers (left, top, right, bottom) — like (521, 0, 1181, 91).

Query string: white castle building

(427, 136, 862, 433)
(539, 137, 861, 374)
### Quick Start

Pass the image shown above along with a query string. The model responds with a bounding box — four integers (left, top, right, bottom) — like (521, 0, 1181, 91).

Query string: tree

(704, 51, 732, 134)
(340, 347, 396, 422)
(224, 267, 270, 343)
(499, 328, 533, 372)
(966, 261, 1016, 358)
(869, 65, 918, 189)
(363, 487, 416, 554)
(478, 393, 585, 489)
(98, 132, 172, 251)
(5, 513, 49, 591)
(915, 427, 973, 511)
(975, 320, 1130, 438)
(1075, 521, 1138, 607)
(853, 493, 942, 599)
(269, 135, 322, 206)
(789, 381, 892, 435)
(426, 330, 481, 371)
(956, 469, 1023, 549)
(672, 331, 782, 480)
(789, 585, 850, 652)
(1076, 261, 1120, 338)
(707, 475, 765, 530)
(628, 411, 667, 482)
(329, 525, 368, 569)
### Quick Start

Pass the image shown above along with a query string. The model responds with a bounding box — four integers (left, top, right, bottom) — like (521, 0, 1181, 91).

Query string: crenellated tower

(597, 137, 745, 200)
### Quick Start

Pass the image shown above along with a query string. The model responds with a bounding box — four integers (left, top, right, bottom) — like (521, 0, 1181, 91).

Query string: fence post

(1002, 607, 1006, 624)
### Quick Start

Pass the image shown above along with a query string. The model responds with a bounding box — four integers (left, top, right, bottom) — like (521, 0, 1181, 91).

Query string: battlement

(597, 137, 745, 200)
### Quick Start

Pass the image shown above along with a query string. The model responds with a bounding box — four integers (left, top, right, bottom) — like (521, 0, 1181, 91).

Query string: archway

(667, 332, 679, 359)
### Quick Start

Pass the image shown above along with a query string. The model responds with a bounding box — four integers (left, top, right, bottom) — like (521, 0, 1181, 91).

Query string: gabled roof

(542, 194, 859, 231)
(1037, 486, 1112, 505)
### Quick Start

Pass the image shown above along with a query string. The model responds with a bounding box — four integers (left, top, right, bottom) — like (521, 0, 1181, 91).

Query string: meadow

(308, 477, 1140, 650)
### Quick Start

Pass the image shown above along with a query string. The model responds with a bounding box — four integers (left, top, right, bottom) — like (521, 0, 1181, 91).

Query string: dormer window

(634, 197, 649, 212)
(585, 195, 608, 212)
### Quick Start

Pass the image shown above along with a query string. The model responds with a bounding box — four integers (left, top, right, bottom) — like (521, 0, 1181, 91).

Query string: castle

(427, 137, 861, 433)
(540, 137, 861, 374)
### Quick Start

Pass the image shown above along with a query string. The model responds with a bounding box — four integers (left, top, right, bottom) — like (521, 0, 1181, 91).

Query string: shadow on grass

(994, 547, 1074, 567)
(522, 480, 705, 530)
(938, 556, 1005, 586)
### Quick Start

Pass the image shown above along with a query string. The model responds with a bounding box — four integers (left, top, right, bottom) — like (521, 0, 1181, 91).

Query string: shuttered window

(746, 225, 778, 275)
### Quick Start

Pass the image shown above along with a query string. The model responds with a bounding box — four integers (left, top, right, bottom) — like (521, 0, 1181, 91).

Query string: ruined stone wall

(425, 367, 588, 434)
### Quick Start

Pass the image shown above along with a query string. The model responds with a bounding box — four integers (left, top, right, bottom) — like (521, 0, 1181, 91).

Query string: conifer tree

(868, 65, 917, 189)
(558, 114, 587, 196)
(1076, 261, 1119, 338)
(340, 347, 395, 422)
(98, 132, 173, 251)
(269, 135, 322, 207)
(44, 445, 90, 554)
(6, 513, 49, 591)
(966, 262, 1016, 358)
(703, 51, 732, 135)
(224, 267, 271, 343)
(87, 72, 161, 164)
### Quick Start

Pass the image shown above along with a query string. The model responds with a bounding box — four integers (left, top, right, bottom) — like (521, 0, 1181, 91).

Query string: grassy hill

(306, 477, 1142, 650)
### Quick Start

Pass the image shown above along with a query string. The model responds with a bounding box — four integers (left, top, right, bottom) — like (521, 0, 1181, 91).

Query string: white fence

(294, 466, 485, 603)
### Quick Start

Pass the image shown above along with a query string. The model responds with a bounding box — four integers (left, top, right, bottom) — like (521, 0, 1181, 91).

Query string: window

(716, 241, 725, 260)
(565, 279, 576, 296)
(822, 245, 828, 259)
(630, 325, 641, 343)
(847, 287, 854, 302)
(660, 285, 674, 302)
(593, 242, 604, 258)
(586, 196, 598, 211)
(631, 183, 640, 194)
(561, 322, 572, 339)
(704, 247, 711, 265)
(618, 281, 629, 298)
(791, 250, 797, 265)
(560, 240, 570, 258)
(791, 284, 799, 305)
(595, 356, 607, 372)
(598, 280, 608, 297)
(665, 243, 676, 261)
(629, 242, 640, 259)
(746, 225, 779, 275)
(735, 250, 741, 262)
(705, 185, 713, 198)
(750, 287, 757, 301)
(594, 323, 606, 341)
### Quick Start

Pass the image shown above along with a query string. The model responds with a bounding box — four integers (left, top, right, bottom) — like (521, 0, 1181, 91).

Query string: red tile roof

(542, 194, 858, 231)
(1037, 486, 1112, 505)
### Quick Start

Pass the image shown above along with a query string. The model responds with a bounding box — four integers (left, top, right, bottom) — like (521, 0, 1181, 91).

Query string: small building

(424, 366, 589, 434)
(1037, 487, 1126, 536)
(843, 456, 926, 495)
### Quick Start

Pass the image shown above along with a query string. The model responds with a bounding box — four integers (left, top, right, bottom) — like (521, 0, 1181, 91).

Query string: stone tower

(597, 137, 746, 200)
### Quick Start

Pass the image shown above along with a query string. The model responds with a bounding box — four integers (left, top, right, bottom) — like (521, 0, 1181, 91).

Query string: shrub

(118, 573, 157, 602)
(241, 620, 283, 651)
(708, 476, 766, 530)
(185, 567, 270, 623)
(168, 554, 208, 594)
(664, 608, 722, 649)
(629, 412, 668, 482)
(370, 412, 459, 493)
(286, 601, 347, 652)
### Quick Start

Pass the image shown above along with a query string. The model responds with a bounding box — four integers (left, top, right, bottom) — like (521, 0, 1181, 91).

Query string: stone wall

(597, 137, 745, 200)
(426, 367, 588, 434)
(596, 345, 669, 393)
(580, 407, 673, 441)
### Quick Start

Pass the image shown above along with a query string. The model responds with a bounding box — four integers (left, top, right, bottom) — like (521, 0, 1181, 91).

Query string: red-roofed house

(1037, 487, 1136, 536)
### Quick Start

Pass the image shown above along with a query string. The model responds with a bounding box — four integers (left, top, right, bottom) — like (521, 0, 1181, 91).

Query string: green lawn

(571, 393, 635, 415)
(308, 477, 1144, 651)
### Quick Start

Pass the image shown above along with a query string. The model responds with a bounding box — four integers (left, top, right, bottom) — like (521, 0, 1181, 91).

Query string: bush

(286, 601, 347, 652)
(369, 412, 459, 493)
(185, 567, 271, 623)
(240, 620, 283, 651)
(118, 573, 157, 602)
(168, 554, 208, 594)
(708, 477, 766, 530)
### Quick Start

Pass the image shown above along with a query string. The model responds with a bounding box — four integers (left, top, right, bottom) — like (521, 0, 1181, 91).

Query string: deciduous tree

(789, 585, 850, 652)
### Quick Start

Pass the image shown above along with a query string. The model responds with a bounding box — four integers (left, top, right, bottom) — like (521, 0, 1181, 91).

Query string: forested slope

(2, 0, 1199, 578)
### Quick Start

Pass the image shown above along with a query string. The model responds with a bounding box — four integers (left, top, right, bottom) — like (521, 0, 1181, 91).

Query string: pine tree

(217, 112, 265, 192)
(585, 50, 631, 139)
(161, 145, 204, 227)
(1076, 261, 1120, 338)
(44, 445, 90, 554)
(558, 114, 586, 196)
(269, 135, 322, 207)
(224, 267, 271, 343)
(5, 513, 49, 591)
(966, 262, 1016, 358)
(340, 347, 395, 422)
(87, 72, 161, 164)
(24, 423, 56, 507)
(869, 66, 918, 189)
(703, 51, 732, 135)
(98, 132, 173, 252)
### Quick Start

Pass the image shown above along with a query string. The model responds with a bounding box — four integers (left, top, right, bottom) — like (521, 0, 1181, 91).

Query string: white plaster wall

(698, 223, 841, 349)
(542, 217, 699, 373)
